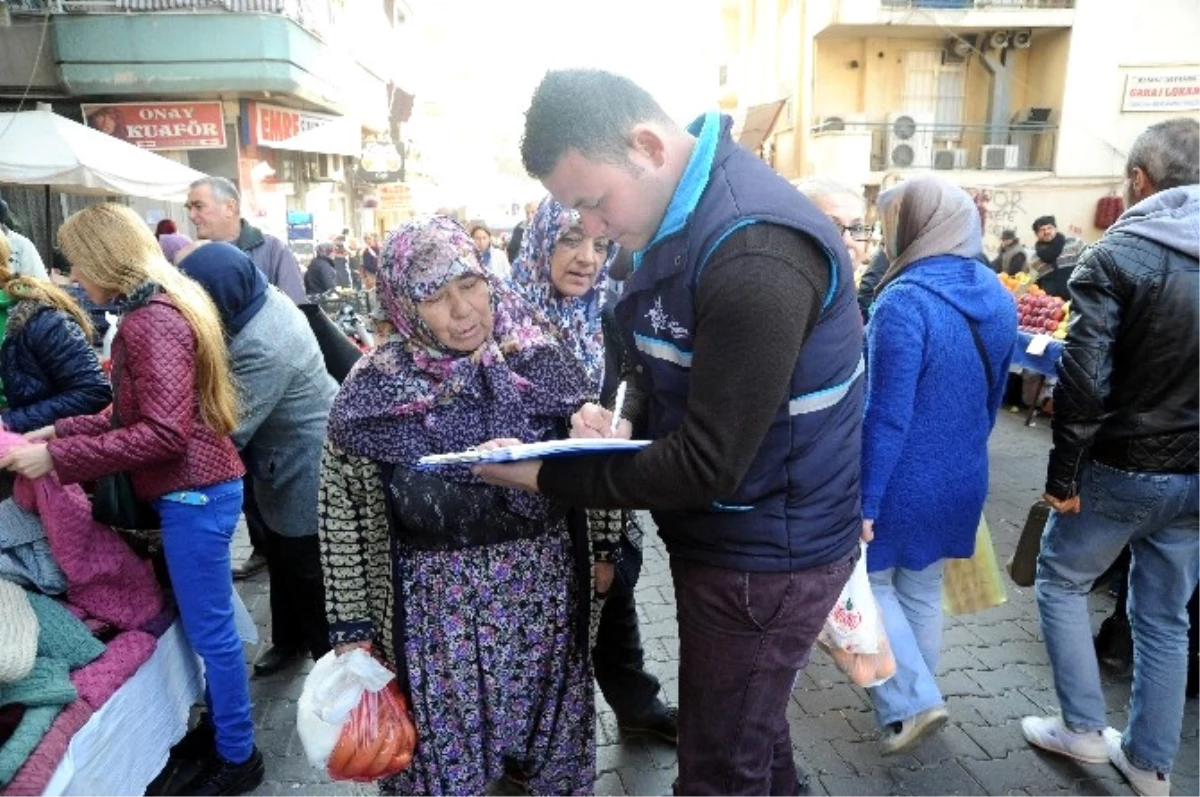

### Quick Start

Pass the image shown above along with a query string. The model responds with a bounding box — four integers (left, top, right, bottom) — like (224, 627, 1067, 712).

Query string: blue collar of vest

(632, 111, 721, 270)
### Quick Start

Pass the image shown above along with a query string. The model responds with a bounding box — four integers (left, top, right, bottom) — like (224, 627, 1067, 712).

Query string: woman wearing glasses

(795, 177, 872, 269)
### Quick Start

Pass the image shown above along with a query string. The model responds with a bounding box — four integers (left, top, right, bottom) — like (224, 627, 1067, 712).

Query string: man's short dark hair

(520, 69, 675, 179)
(1126, 118, 1200, 191)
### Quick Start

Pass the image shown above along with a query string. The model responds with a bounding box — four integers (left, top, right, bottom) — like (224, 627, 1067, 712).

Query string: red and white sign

(80, 101, 226, 150)
(1122, 69, 1200, 112)
(247, 101, 360, 158)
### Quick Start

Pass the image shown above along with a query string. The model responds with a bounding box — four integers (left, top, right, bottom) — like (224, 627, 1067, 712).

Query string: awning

(260, 115, 362, 158)
(737, 100, 787, 154)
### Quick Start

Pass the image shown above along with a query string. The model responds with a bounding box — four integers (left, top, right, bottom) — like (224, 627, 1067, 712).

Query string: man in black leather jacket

(1022, 118, 1199, 797)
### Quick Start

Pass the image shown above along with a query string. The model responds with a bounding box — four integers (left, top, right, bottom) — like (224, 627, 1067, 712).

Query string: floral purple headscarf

(510, 195, 617, 390)
(327, 216, 591, 516)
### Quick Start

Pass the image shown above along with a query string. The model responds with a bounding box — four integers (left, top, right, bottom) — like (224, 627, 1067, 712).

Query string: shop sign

(1122, 68, 1200, 112)
(81, 101, 226, 150)
(247, 101, 360, 157)
(376, 183, 412, 213)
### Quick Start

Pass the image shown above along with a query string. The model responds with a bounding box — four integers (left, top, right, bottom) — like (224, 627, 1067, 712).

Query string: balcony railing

(8, 0, 338, 38)
(880, 0, 1074, 9)
(812, 120, 1057, 172)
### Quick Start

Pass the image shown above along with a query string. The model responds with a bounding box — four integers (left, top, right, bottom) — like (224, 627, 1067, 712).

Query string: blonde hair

(57, 203, 238, 435)
(0, 230, 93, 339)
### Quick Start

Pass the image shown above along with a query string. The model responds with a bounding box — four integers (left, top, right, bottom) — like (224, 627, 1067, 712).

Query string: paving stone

(593, 770, 628, 796)
(892, 759, 984, 794)
(828, 737, 921, 777)
(960, 722, 1034, 760)
(788, 710, 861, 751)
(796, 682, 871, 715)
(940, 669, 990, 697)
(953, 692, 1045, 727)
(617, 762, 678, 796)
(908, 722, 990, 766)
(970, 640, 1051, 671)
(818, 774, 903, 796)
(962, 665, 1041, 693)
(963, 747, 1098, 795)
(791, 739, 857, 778)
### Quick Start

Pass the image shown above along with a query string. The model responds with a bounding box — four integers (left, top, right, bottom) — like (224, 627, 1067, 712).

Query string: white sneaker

(1103, 728, 1171, 796)
(881, 706, 950, 756)
(1020, 715, 1109, 764)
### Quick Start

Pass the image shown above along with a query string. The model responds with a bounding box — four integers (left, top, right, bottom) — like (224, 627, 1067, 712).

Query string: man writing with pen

(475, 69, 866, 796)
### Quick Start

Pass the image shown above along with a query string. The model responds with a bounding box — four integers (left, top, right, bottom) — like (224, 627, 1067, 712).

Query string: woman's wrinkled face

(416, 274, 493, 352)
(549, 227, 609, 297)
(820, 195, 870, 267)
(471, 229, 491, 254)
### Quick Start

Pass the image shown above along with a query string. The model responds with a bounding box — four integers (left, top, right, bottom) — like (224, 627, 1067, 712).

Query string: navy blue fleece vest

(615, 115, 863, 573)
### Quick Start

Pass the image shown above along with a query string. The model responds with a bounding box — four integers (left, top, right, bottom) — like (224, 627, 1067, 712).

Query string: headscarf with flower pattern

(327, 216, 591, 516)
(509, 195, 617, 390)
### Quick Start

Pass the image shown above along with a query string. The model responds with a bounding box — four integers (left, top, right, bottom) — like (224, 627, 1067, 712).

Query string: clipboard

(416, 438, 651, 469)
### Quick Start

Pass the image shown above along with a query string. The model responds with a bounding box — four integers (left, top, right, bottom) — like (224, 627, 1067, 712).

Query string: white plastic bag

(816, 542, 896, 687)
(296, 649, 395, 770)
(819, 542, 878, 654)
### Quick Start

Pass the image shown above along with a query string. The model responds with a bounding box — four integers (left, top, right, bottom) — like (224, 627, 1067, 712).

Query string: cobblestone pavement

(233, 411, 1199, 795)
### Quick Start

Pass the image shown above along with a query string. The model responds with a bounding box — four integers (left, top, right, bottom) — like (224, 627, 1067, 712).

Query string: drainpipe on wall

(980, 47, 1012, 147)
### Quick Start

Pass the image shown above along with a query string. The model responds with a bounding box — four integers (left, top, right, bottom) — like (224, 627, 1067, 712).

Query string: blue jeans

(154, 479, 255, 764)
(1036, 462, 1199, 774)
(868, 560, 947, 726)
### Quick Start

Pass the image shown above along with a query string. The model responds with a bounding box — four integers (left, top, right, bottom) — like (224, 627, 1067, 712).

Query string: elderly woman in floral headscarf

(508, 197, 677, 743)
(510, 195, 621, 614)
(317, 216, 596, 796)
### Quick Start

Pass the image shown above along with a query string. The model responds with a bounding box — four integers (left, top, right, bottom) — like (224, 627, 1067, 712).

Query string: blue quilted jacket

(0, 301, 111, 433)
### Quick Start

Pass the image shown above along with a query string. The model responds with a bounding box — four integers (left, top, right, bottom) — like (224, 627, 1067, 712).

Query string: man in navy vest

(478, 69, 865, 795)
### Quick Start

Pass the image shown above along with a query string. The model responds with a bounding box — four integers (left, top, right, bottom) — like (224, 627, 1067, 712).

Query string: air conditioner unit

(933, 148, 968, 170)
(987, 30, 1011, 50)
(943, 34, 977, 64)
(816, 113, 867, 133)
(1011, 29, 1033, 49)
(981, 144, 1020, 170)
(887, 112, 934, 169)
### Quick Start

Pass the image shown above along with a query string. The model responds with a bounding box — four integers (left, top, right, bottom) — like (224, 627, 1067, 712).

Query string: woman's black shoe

(180, 748, 265, 796)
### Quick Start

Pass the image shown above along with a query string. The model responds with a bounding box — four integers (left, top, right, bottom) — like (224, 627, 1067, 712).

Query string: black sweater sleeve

(537, 224, 830, 510)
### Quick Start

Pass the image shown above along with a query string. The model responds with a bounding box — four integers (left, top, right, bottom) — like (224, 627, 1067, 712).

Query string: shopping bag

(297, 649, 417, 782)
(816, 542, 897, 687)
(1007, 500, 1051, 587)
(942, 516, 1008, 615)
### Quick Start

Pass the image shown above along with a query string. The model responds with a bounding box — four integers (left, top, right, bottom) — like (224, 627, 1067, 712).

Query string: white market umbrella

(0, 108, 207, 200)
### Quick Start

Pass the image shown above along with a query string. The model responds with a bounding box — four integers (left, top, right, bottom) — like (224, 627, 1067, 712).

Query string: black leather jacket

(1046, 229, 1199, 498)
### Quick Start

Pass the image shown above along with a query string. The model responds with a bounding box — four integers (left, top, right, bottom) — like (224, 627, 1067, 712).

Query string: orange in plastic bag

(327, 680, 417, 782)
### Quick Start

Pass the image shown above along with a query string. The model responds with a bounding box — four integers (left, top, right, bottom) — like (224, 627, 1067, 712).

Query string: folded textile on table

(70, 630, 156, 710)
(0, 590, 104, 788)
(0, 706, 60, 787)
(0, 500, 66, 595)
(0, 429, 163, 629)
(0, 706, 24, 748)
(0, 581, 37, 685)
(2, 701, 93, 796)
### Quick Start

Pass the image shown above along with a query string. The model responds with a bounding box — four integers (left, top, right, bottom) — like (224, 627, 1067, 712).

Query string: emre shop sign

(1122, 69, 1200, 112)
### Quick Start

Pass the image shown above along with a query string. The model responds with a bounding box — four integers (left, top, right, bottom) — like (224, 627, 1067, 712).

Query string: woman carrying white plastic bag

(859, 176, 1017, 756)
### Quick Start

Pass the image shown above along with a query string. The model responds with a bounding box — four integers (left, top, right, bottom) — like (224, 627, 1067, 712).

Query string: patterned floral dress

(320, 445, 596, 797)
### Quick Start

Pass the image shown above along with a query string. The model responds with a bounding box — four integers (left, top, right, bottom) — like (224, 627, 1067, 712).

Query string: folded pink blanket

(1, 431, 163, 630)
(71, 631, 156, 711)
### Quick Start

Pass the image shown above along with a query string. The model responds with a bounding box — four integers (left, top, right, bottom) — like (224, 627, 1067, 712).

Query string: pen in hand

(610, 381, 627, 436)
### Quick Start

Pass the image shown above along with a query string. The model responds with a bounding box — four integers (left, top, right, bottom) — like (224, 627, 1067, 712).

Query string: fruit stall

(998, 272, 1067, 425)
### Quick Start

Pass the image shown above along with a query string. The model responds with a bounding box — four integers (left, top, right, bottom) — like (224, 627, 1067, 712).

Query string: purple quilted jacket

(48, 294, 244, 500)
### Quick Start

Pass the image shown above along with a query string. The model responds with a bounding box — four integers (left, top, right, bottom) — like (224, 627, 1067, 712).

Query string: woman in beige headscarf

(860, 175, 1018, 755)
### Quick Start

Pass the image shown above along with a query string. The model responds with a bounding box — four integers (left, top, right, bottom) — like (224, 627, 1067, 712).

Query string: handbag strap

(963, 314, 995, 395)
